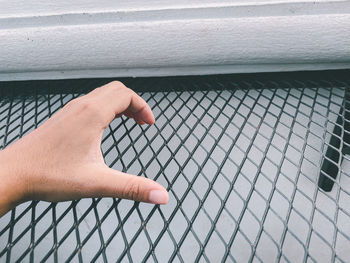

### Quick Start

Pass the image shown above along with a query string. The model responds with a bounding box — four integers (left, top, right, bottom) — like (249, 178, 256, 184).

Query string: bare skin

(0, 81, 169, 217)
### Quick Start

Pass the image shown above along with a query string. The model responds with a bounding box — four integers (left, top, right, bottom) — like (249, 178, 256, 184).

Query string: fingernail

(149, 190, 168, 204)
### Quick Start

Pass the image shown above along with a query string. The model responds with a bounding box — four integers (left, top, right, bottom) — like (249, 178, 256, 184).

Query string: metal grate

(0, 72, 350, 262)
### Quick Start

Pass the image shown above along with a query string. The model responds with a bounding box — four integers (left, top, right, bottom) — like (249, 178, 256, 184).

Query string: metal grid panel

(0, 72, 350, 262)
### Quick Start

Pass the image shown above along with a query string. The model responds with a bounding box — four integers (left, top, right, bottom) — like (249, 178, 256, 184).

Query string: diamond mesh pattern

(0, 72, 350, 262)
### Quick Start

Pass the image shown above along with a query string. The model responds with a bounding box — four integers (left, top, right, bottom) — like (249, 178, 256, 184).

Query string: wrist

(0, 150, 29, 217)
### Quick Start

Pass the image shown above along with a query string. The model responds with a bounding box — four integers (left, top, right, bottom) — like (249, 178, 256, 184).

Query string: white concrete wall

(0, 0, 349, 80)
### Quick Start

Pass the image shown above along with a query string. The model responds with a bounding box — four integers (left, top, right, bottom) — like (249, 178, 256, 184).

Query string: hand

(0, 81, 169, 217)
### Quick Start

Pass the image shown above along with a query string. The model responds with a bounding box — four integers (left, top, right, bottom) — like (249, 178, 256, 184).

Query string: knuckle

(124, 179, 142, 201)
(100, 81, 133, 98)
(110, 82, 133, 97)
(109, 81, 127, 90)
(110, 80, 123, 86)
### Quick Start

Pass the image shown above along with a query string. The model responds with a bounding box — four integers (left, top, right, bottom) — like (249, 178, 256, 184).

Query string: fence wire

(0, 72, 350, 263)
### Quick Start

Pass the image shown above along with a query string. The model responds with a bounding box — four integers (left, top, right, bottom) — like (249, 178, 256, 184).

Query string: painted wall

(0, 0, 349, 80)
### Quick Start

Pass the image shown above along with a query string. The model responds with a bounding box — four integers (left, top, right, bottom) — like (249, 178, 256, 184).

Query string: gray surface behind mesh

(0, 78, 349, 262)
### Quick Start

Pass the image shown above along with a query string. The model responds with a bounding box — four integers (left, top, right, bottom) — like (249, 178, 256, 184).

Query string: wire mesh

(0, 71, 350, 262)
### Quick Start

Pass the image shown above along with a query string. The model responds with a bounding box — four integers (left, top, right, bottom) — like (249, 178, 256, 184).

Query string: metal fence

(0, 71, 349, 262)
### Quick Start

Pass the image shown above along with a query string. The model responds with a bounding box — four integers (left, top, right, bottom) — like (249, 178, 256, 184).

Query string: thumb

(89, 166, 169, 204)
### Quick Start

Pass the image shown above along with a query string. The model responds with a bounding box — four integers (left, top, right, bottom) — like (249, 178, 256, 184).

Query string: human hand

(0, 81, 169, 217)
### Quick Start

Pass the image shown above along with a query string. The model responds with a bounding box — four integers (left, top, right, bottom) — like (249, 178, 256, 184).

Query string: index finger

(86, 81, 155, 126)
